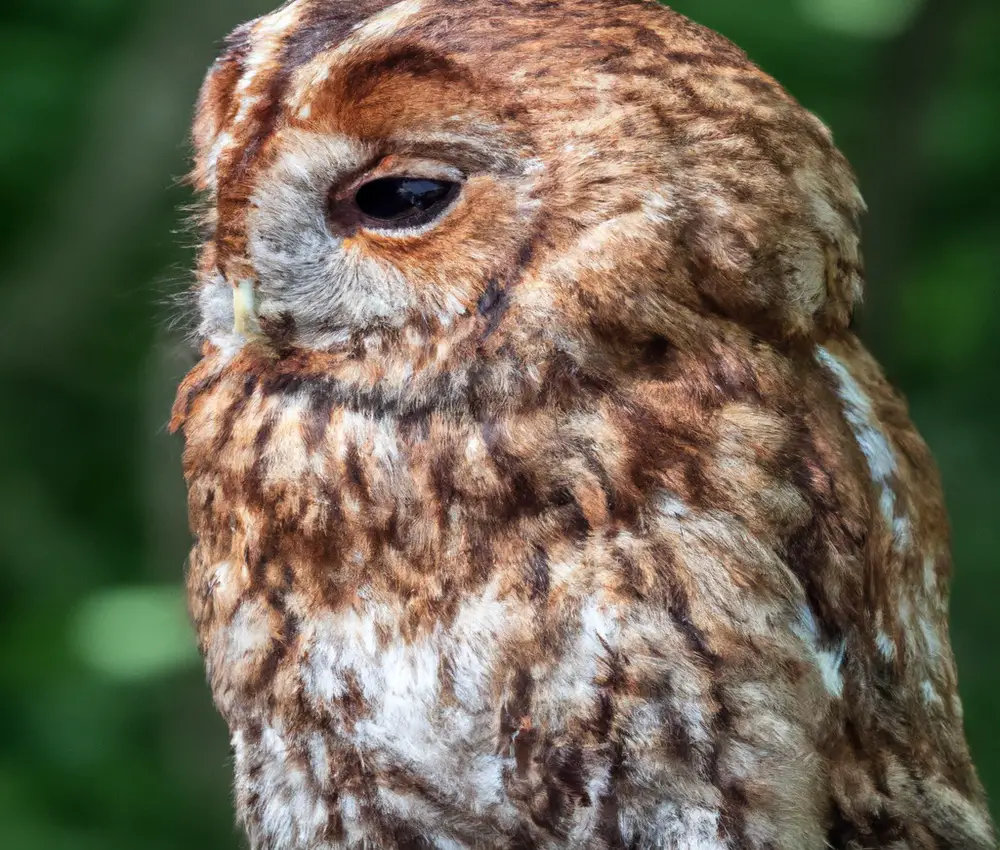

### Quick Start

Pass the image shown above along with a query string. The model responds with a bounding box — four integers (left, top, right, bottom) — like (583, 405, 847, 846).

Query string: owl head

(190, 0, 864, 411)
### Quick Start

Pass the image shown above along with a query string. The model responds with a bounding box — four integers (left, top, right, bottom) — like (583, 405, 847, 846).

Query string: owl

(171, 1, 995, 848)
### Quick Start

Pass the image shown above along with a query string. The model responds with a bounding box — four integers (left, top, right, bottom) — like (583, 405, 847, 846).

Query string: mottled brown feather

(174, 2, 994, 848)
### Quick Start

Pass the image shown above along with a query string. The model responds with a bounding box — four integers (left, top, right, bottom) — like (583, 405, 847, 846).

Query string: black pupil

(355, 177, 454, 223)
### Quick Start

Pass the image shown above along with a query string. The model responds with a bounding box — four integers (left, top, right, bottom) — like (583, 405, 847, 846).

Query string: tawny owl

(171, 1, 995, 848)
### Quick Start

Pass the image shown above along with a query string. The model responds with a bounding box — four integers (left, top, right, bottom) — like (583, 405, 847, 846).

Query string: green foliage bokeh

(0, 1, 996, 846)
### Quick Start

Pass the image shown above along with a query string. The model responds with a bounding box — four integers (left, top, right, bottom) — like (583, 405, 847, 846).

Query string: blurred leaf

(73, 584, 198, 681)
(799, 0, 926, 38)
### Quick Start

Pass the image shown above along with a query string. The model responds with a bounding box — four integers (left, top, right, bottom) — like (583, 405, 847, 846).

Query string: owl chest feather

(180, 359, 836, 849)
(176, 343, 993, 850)
(183, 379, 649, 846)
(221, 588, 634, 849)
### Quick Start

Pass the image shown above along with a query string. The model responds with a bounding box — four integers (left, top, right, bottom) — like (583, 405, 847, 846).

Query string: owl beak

(233, 280, 258, 337)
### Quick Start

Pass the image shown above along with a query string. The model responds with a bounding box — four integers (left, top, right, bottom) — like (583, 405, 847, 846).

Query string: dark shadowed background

(0, 0, 996, 846)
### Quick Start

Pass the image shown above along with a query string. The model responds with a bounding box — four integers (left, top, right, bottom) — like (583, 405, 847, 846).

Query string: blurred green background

(0, 0, 996, 847)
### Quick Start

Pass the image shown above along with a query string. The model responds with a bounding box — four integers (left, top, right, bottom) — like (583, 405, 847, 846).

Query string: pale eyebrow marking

(240, 1, 309, 106)
(287, 0, 428, 112)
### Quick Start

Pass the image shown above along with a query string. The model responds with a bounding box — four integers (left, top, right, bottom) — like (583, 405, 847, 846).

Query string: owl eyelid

(346, 153, 466, 190)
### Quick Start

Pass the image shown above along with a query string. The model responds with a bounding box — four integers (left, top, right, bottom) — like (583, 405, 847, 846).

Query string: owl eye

(353, 177, 459, 229)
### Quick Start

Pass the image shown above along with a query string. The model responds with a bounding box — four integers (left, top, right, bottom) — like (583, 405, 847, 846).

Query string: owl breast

(200, 543, 827, 850)
(223, 587, 623, 848)
(175, 337, 884, 850)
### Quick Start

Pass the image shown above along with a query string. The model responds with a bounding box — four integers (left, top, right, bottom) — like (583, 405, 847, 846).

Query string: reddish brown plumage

(173, 2, 994, 848)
